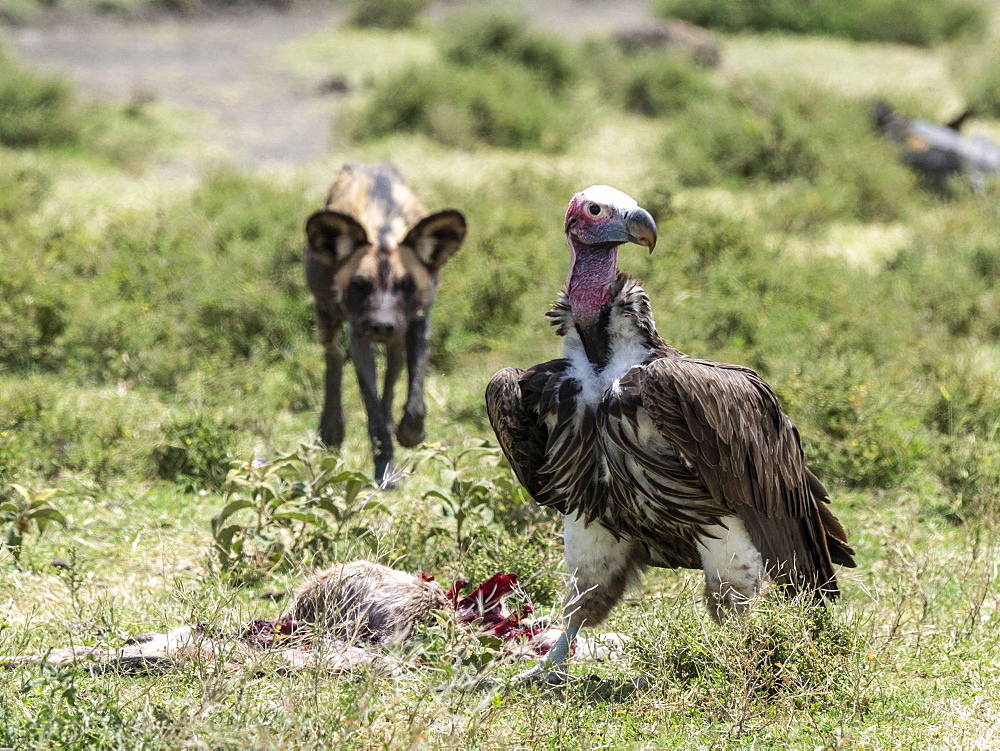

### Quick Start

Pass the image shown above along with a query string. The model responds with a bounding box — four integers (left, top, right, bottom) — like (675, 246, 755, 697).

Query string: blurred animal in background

(612, 18, 721, 67)
(305, 164, 466, 483)
(872, 100, 1000, 193)
(487, 185, 855, 684)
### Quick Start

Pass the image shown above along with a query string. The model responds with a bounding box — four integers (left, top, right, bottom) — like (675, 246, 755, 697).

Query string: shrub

(442, 12, 578, 92)
(787, 371, 927, 490)
(654, 0, 987, 46)
(0, 376, 164, 487)
(152, 414, 242, 489)
(0, 431, 22, 493)
(933, 433, 1000, 520)
(0, 163, 50, 222)
(428, 169, 572, 369)
(663, 78, 917, 223)
(460, 529, 562, 609)
(349, 0, 427, 29)
(354, 61, 577, 152)
(0, 48, 78, 148)
(632, 595, 862, 711)
(356, 14, 580, 152)
(1, 168, 308, 389)
(586, 41, 716, 118)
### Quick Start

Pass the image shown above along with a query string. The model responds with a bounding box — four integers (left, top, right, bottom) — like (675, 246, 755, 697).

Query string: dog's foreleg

(318, 314, 346, 447)
(381, 341, 405, 431)
(348, 326, 394, 482)
(396, 315, 429, 448)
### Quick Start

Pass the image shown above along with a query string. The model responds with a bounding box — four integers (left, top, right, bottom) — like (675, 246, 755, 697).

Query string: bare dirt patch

(3, 3, 347, 165)
(1, 1, 655, 167)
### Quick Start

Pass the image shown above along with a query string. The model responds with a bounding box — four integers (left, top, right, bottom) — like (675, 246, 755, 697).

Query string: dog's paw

(317, 418, 345, 448)
(396, 410, 426, 448)
(373, 457, 397, 488)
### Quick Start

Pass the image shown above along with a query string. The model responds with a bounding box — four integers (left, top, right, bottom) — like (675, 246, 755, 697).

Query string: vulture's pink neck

(566, 240, 618, 320)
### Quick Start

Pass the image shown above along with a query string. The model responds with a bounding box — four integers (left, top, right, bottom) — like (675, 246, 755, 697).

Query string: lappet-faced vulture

(486, 185, 855, 682)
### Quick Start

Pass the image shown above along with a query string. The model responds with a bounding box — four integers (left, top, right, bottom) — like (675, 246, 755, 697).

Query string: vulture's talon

(538, 671, 569, 688)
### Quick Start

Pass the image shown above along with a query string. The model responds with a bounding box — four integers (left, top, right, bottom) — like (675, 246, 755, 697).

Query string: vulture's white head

(564, 186, 657, 318)
(564, 185, 657, 254)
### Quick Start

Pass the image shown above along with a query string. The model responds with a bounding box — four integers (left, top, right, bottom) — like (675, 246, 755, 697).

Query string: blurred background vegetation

(2, 0, 1000, 745)
(2, 2, 998, 519)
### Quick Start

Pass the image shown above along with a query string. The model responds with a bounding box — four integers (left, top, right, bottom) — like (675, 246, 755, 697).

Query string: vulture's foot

(456, 665, 569, 694)
(515, 666, 568, 686)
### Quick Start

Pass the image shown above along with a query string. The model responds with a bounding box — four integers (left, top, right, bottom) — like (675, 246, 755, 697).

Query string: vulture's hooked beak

(625, 207, 657, 254)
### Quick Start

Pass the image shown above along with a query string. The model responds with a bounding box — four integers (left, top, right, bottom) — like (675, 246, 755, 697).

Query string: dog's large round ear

(401, 210, 467, 272)
(305, 210, 369, 268)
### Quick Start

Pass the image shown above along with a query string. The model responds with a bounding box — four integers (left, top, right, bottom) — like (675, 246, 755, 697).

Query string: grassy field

(3, 3, 1000, 748)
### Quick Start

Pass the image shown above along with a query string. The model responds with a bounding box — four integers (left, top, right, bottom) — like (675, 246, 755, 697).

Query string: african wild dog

(305, 164, 466, 482)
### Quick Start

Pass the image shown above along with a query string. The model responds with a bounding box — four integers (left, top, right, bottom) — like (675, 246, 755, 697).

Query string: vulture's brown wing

(640, 357, 854, 594)
(486, 362, 570, 514)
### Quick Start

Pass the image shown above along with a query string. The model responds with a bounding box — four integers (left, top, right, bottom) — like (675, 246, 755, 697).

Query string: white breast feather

(563, 303, 651, 406)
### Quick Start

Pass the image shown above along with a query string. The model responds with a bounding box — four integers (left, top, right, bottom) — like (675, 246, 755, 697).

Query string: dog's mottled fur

(305, 164, 466, 481)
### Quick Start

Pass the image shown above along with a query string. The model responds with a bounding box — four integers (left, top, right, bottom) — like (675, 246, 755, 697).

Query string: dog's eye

(394, 275, 415, 294)
(348, 276, 373, 295)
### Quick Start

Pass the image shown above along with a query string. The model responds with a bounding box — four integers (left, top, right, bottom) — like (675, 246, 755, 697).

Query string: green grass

(3, 8, 1000, 747)
(723, 33, 966, 114)
(952, 34, 1000, 117)
(654, 0, 988, 46)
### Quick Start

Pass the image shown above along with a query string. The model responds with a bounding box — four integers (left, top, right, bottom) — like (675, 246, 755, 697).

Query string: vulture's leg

(511, 515, 641, 685)
(697, 516, 770, 622)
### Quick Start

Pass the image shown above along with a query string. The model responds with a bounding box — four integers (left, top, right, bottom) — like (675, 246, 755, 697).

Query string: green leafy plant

(354, 61, 577, 152)
(418, 441, 529, 553)
(408, 608, 504, 684)
(662, 78, 916, 224)
(1, 484, 67, 563)
(420, 442, 501, 553)
(211, 444, 387, 583)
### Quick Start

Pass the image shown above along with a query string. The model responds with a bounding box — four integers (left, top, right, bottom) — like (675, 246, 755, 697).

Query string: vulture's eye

(587, 203, 602, 217)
